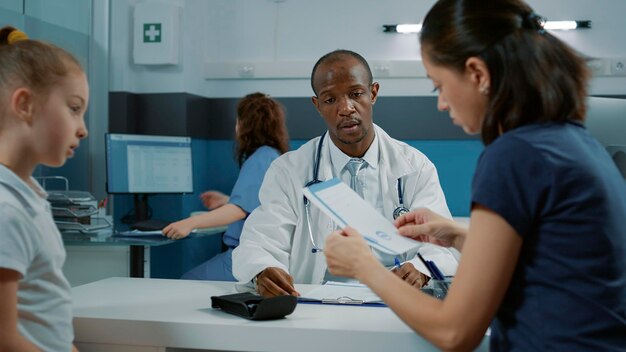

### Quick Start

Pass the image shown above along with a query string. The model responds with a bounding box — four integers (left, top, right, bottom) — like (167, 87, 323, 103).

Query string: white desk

(72, 277, 489, 352)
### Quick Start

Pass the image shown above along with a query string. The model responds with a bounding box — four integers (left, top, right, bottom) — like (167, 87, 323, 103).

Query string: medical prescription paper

(303, 178, 420, 255)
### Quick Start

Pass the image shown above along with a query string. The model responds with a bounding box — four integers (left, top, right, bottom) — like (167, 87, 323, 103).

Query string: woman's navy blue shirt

(471, 121, 626, 351)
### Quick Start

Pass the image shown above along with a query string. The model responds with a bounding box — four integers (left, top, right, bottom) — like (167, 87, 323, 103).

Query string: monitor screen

(105, 133, 193, 194)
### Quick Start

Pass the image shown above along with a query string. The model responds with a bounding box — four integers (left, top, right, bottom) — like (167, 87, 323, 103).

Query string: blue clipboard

(297, 281, 387, 307)
(297, 296, 387, 307)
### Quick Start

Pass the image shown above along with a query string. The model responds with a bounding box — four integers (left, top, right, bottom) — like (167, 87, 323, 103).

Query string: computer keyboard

(131, 219, 170, 231)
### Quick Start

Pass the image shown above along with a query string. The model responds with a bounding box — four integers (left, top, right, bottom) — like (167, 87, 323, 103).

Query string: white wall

(25, 0, 91, 34)
(0, 0, 23, 13)
(109, 0, 626, 98)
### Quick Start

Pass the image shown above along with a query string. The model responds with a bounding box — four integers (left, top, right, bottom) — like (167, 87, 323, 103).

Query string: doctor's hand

(200, 190, 229, 210)
(392, 262, 429, 288)
(394, 208, 467, 251)
(324, 227, 381, 281)
(162, 219, 194, 240)
(256, 267, 300, 298)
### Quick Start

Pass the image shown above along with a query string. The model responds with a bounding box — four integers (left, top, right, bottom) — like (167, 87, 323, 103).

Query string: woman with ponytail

(323, 0, 626, 350)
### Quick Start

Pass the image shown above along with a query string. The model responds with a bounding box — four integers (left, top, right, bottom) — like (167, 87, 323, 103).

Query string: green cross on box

(143, 23, 161, 43)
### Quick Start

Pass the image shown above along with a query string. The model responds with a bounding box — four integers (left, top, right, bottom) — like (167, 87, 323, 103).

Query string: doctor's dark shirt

(471, 121, 626, 351)
(223, 146, 280, 248)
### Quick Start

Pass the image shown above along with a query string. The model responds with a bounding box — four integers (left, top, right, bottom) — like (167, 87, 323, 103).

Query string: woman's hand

(200, 191, 229, 209)
(324, 227, 380, 281)
(162, 219, 195, 240)
(394, 208, 467, 251)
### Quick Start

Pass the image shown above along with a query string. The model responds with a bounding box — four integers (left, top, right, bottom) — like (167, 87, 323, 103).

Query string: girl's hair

(235, 92, 289, 166)
(0, 26, 83, 125)
(420, 0, 590, 145)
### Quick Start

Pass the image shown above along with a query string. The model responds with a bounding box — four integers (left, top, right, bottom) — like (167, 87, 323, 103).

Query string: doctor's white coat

(233, 125, 453, 285)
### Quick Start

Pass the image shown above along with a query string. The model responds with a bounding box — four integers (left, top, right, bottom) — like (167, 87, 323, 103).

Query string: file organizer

(38, 176, 111, 233)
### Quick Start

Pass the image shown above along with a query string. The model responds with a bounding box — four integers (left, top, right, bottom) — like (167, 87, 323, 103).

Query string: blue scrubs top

(181, 146, 280, 281)
(472, 121, 626, 351)
(223, 145, 281, 248)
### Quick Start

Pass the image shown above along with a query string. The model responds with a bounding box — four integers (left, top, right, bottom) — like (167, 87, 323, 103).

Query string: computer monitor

(105, 133, 194, 223)
(106, 133, 193, 194)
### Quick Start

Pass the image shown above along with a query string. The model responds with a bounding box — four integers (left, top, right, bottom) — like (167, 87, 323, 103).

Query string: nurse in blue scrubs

(163, 92, 290, 281)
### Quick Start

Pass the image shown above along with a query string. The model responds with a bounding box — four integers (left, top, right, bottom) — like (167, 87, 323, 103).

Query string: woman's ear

(465, 57, 491, 94)
(10, 88, 35, 124)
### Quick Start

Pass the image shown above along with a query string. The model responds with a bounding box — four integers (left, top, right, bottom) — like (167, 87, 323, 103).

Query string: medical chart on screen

(127, 145, 192, 193)
(303, 178, 420, 255)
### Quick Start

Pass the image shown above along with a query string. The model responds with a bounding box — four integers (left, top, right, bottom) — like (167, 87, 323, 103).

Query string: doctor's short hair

(420, 0, 589, 146)
(0, 26, 83, 125)
(235, 92, 289, 166)
(310, 49, 373, 96)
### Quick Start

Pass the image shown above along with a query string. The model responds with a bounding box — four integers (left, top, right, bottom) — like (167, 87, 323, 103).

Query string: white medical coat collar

(319, 125, 419, 181)
(328, 131, 380, 177)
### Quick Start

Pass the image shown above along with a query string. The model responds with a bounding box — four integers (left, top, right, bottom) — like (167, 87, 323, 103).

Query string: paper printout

(303, 178, 420, 255)
(116, 229, 165, 237)
(117, 229, 198, 237)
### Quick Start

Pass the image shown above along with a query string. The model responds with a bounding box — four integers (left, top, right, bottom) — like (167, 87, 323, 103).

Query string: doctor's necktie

(346, 158, 366, 198)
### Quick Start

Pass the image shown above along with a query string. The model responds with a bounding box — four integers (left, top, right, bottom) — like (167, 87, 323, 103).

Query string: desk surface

(62, 226, 227, 247)
(72, 277, 489, 352)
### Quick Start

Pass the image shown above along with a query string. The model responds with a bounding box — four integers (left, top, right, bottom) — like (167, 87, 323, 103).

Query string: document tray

(211, 292, 297, 320)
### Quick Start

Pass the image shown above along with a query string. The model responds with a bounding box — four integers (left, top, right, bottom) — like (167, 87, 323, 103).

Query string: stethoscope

(303, 132, 410, 253)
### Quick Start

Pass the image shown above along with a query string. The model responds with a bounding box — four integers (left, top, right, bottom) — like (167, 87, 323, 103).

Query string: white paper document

(116, 229, 165, 237)
(299, 281, 383, 305)
(116, 229, 198, 237)
(303, 178, 420, 255)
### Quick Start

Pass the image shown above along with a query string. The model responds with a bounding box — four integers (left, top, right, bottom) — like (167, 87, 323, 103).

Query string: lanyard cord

(397, 178, 403, 206)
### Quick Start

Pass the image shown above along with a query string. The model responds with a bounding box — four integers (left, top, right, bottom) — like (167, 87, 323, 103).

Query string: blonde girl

(0, 26, 88, 351)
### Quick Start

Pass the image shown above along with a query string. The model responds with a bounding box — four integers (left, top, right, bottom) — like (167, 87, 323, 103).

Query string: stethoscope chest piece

(393, 177, 409, 220)
(393, 206, 410, 220)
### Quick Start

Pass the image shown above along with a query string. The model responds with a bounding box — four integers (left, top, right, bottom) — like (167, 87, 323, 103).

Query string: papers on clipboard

(303, 178, 420, 255)
(298, 281, 384, 306)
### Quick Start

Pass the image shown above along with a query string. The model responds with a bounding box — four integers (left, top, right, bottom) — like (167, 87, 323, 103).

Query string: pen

(394, 257, 401, 270)
(389, 257, 402, 272)
(428, 259, 445, 280)
(416, 252, 438, 279)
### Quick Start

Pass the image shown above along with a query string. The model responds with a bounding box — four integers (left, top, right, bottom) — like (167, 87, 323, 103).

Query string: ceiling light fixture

(543, 20, 591, 30)
(383, 20, 591, 34)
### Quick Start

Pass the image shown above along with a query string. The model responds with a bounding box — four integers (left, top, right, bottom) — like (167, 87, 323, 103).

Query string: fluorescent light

(543, 20, 591, 30)
(383, 20, 590, 34)
(543, 21, 577, 30)
(382, 24, 421, 34)
(396, 24, 422, 34)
